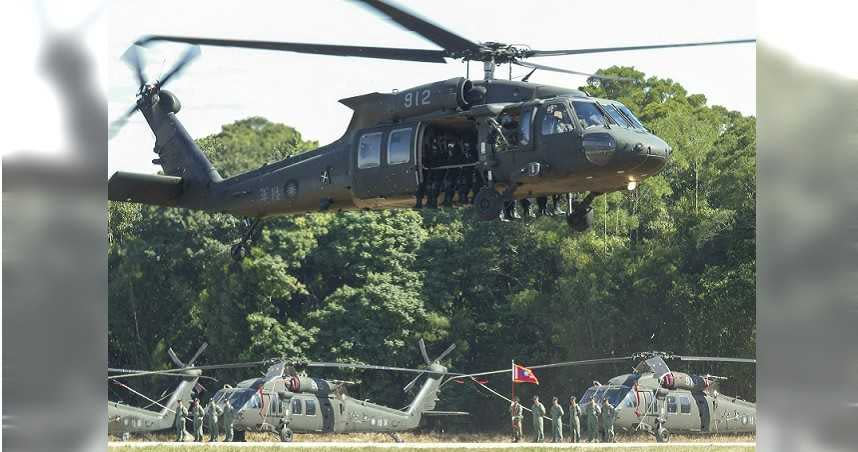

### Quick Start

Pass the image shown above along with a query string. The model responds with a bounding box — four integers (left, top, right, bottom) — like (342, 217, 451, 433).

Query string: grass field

(110, 447, 754, 452)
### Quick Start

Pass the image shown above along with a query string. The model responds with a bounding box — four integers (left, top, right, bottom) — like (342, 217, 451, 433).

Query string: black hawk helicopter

(108, 0, 755, 259)
(108, 340, 466, 442)
(456, 351, 756, 442)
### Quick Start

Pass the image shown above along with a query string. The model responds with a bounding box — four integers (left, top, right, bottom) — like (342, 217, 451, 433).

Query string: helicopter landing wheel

(656, 427, 671, 443)
(121, 432, 130, 442)
(566, 204, 594, 232)
(279, 426, 293, 442)
(473, 187, 503, 221)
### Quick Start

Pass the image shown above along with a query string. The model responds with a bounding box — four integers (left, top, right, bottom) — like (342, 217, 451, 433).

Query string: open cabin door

(352, 125, 418, 203)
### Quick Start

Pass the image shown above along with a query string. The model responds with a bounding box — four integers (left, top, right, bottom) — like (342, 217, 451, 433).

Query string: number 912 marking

(403, 89, 431, 108)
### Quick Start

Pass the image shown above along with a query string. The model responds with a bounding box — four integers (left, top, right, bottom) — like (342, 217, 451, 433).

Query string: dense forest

(108, 66, 756, 431)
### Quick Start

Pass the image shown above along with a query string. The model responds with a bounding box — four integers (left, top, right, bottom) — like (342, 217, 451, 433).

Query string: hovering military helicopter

(107, 0, 755, 259)
(108, 340, 466, 442)
(107, 344, 209, 440)
(457, 351, 756, 442)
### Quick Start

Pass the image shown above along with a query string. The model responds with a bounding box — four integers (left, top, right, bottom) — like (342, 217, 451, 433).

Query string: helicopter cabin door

(534, 101, 578, 164)
(353, 126, 417, 204)
(693, 392, 711, 432)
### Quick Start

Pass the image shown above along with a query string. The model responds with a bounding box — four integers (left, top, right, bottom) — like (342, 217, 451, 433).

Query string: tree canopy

(108, 67, 755, 431)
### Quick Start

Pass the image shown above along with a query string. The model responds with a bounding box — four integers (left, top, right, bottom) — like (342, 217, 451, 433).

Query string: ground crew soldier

(191, 399, 205, 442)
(549, 396, 565, 442)
(584, 397, 600, 442)
(206, 400, 223, 441)
(602, 398, 617, 442)
(509, 396, 524, 442)
(174, 399, 188, 442)
(222, 399, 235, 442)
(597, 398, 606, 442)
(569, 396, 581, 443)
(531, 395, 546, 443)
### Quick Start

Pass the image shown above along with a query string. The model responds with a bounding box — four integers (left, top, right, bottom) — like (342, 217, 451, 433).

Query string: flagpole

(511, 359, 515, 406)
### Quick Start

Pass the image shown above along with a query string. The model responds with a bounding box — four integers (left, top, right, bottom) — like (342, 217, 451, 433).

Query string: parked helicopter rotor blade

(673, 355, 756, 363)
(107, 359, 273, 379)
(187, 342, 208, 366)
(167, 347, 184, 368)
(305, 361, 459, 375)
(418, 339, 431, 365)
(355, 0, 480, 56)
(402, 374, 423, 393)
(435, 343, 456, 363)
(514, 61, 636, 81)
(136, 35, 448, 64)
(120, 44, 147, 88)
(455, 356, 635, 380)
(156, 45, 201, 88)
(524, 38, 756, 58)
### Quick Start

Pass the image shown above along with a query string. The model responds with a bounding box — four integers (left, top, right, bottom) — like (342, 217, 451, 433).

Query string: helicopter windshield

(220, 389, 257, 409)
(579, 386, 631, 407)
(572, 100, 613, 129)
(617, 105, 647, 131)
(601, 104, 632, 128)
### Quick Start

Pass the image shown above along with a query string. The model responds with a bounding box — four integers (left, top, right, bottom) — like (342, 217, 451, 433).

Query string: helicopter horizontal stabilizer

(108, 171, 183, 207)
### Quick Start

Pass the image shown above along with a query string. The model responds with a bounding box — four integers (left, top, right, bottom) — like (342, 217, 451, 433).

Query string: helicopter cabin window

(387, 128, 412, 165)
(666, 396, 677, 414)
(305, 399, 317, 416)
(358, 132, 383, 169)
(571, 101, 609, 129)
(680, 396, 692, 414)
(291, 398, 303, 415)
(541, 103, 575, 135)
(519, 107, 534, 145)
(602, 104, 632, 128)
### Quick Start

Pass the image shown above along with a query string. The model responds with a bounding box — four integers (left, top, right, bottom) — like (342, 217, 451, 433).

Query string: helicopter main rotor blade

(306, 361, 458, 375)
(107, 359, 273, 379)
(454, 356, 634, 380)
(136, 35, 448, 64)
(673, 355, 757, 364)
(157, 45, 201, 88)
(514, 61, 636, 81)
(187, 343, 208, 367)
(525, 38, 756, 58)
(355, 0, 480, 56)
(435, 343, 456, 363)
(418, 339, 431, 365)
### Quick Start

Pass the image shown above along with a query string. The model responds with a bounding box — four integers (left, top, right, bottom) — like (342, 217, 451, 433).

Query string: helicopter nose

(631, 141, 669, 174)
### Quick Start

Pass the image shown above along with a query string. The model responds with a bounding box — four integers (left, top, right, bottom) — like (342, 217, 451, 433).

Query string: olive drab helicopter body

(577, 354, 756, 442)
(107, 0, 754, 258)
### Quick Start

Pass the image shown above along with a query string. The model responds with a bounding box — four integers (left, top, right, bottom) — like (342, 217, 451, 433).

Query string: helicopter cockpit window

(305, 399, 317, 416)
(541, 103, 575, 135)
(292, 398, 303, 415)
(226, 389, 255, 409)
(602, 104, 632, 128)
(358, 132, 382, 169)
(246, 393, 262, 409)
(618, 105, 647, 131)
(571, 101, 609, 129)
(387, 128, 412, 165)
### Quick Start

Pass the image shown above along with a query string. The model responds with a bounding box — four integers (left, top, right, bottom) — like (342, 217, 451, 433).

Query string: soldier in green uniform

(569, 396, 581, 443)
(174, 400, 188, 442)
(222, 400, 235, 442)
(191, 399, 205, 442)
(584, 397, 600, 442)
(602, 398, 617, 442)
(509, 396, 524, 442)
(549, 396, 565, 442)
(206, 400, 223, 441)
(531, 395, 546, 442)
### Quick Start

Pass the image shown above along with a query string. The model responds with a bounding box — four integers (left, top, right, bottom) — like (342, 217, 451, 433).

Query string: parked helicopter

(107, 0, 755, 259)
(457, 351, 756, 442)
(108, 340, 466, 442)
(107, 344, 209, 440)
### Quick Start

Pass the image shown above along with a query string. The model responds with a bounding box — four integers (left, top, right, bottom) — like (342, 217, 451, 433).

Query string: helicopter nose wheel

(656, 427, 671, 443)
(472, 187, 504, 221)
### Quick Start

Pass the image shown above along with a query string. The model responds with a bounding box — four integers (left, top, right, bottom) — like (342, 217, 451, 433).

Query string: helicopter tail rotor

(109, 44, 201, 140)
